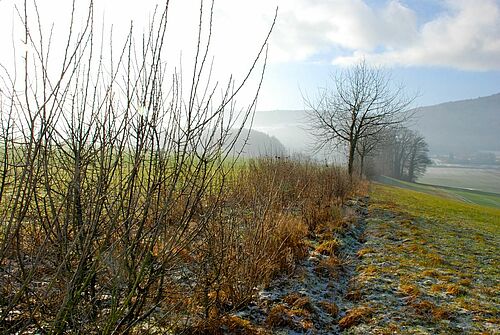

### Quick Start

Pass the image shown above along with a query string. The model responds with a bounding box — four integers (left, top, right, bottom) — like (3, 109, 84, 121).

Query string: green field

(349, 183, 500, 333)
(418, 166, 500, 194)
(377, 175, 500, 209)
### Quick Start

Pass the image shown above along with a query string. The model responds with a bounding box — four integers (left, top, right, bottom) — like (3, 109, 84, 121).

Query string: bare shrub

(0, 1, 359, 333)
(0, 0, 275, 333)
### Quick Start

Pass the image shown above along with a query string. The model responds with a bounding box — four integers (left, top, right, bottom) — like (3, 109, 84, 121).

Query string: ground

(228, 182, 500, 334)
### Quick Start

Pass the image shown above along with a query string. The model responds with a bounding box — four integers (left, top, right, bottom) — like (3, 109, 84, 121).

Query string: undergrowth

(0, 155, 360, 334)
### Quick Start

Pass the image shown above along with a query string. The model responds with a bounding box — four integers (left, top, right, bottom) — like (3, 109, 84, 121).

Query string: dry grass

(314, 255, 343, 277)
(430, 283, 467, 296)
(319, 301, 339, 317)
(0, 154, 357, 334)
(282, 292, 315, 312)
(345, 280, 363, 302)
(220, 315, 266, 335)
(266, 304, 293, 328)
(361, 265, 377, 277)
(315, 239, 341, 256)
(410, 300, 451, 321)
(421, 269, 441, 278)
(399, 283, 420, 298)
(356, 247, 375, 257)
(266, 304, 313, 331)
(338, 306, 374, 330)
(427, 253, 445, 266)
(177, 158, 356, 332)
(458, 278, 472, 287)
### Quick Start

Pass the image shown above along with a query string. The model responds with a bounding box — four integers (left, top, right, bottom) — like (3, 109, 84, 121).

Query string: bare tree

(406, 132, 431, 182)
(370, 126, 431, 182)
(305, 60, 414, 177)
(392, 127, 415, 179)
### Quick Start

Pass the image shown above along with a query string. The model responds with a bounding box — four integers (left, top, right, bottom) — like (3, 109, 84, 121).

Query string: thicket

(0, 1, 359, 333)
(0, 149, 357, 334)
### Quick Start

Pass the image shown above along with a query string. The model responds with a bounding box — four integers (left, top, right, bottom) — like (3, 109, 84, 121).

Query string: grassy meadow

(342, 183, 500, 333)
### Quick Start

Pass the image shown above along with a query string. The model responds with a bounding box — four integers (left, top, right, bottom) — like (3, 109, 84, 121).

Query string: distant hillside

(412, 93, 500, 154)
(253, 110, 311, 152)
(228, 128, 287, 157)
(254, 93, 500, 156)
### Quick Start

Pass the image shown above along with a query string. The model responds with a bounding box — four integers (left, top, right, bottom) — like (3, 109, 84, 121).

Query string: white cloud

(339, 0, 500, 70)
(269, 0, 500, 70)
(269, 0, 419, 62)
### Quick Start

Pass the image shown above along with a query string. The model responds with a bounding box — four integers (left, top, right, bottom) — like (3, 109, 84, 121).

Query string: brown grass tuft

(361, 265, 377, 276)
(266, 302, 314, 331)
(356, 247, 375, 258)
(430, 283, 466, 296)
(458, 278, 472, 287)
(283, 293, 314, 312)
(338, 306, 374, 329)
(315, 239, 341, 256)
(399, 283, 420, 297)
(410, 300, 451, 321)
(266, 304, 293, 328)
(421, 269, 441, 278)
(314, 256, 342, 277)
(345, 283, 363, 302)
(411, 300, 435, 315)
(445, 284, 467, 296)
(432, 307, 451, 320)
(428, 253, 445, 265)
(319, 301, 339, 317)
(220, 315, 263, 335)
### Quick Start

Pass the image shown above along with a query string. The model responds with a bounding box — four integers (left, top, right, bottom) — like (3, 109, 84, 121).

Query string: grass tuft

(338, 306, 374, 329)
(315, 239, 341, 256)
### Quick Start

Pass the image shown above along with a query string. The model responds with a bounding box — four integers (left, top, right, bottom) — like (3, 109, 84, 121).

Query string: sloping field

(418, 166, 500, 194)
(377, 175, 500, 209)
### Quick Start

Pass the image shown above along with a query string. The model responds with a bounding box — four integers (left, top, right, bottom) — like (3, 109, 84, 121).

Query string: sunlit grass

(371, 182, 500, 234)
(377, 175, 500, 209)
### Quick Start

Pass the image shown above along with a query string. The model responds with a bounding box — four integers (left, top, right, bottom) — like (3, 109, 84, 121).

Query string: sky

(1, 0, 500, 111)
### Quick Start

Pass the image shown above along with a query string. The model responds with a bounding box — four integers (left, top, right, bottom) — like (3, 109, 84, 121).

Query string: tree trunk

(408, 148, 417, 182)
(359, 154, 365, 178)
(348, 141, 356, 178)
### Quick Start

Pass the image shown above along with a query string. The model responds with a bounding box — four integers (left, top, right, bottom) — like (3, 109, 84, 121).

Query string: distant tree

(392, 127, 414, 179)
(406, 132, 432, 182)
(370, 126, 431, 182)
(305, 60, 414, 177)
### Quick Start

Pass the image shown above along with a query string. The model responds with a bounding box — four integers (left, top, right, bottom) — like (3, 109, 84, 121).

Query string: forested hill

(412, 93, 500, 154)
(228, 128, 287, 157)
